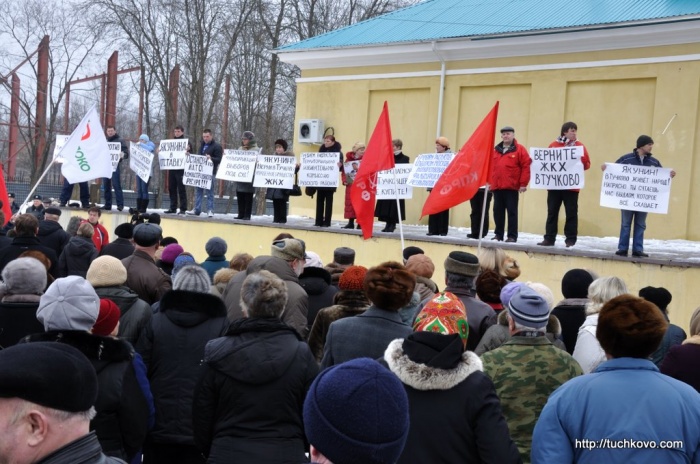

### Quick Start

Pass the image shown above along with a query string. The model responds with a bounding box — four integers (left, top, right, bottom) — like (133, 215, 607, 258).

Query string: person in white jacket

(572, 276, 628, 373)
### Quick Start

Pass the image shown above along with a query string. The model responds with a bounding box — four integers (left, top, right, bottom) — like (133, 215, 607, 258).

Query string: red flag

(351, 101, 394, 239)
(0, 166, 11, 225)
(421, 102, 499, 218)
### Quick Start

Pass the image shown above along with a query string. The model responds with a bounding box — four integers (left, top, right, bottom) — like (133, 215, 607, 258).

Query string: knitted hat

(561, 269, 594, 299)
(1, 257, 47, 295)
(405, 254, 435, 279)
(37, 276, 100, 332)
(402, 246, 424, 262)
(338, 266, 368, 291)
(636, 135, 654, 148)
(305, 251, 323, 268)
(274, 138, 288, 151)
(597, 295, 667, 359)
(413, 292, 469, 348)
(172, 253, 196, 279)
(133, 223, 162, 247)
(638, 286, 672, 312)
(303, 358, 410, 464)
(114, 223, 133, 239)
(364, 262, 416, 311)
(500, 281, 524, 308)
(0, 342, 98, 412)
(87, 256, 128, 287)
(476, 270, 506, 305)
(139, 134, 150, 142)
(524, 282, 555, 310)
(508, 286, 550, 329)
(333, 247, 355, 265)
(205, 237, 227, 257)
(271, 238, 309, 261)
(444, 251, 480, 277)
(160, 243, 184, 265)
(173, 265, 211, 293)
(93, 299, 121, 336)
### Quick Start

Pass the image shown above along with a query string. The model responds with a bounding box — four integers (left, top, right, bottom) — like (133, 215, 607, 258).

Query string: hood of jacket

(299, 267, 332, 295)
(64, 236, 96, 257)
(246, 255, 298, 283)
(94, 286, 141, 315)
(160, 289, 227, 327)
(37, 220, 64, 237)
(24, 330, 133, 365)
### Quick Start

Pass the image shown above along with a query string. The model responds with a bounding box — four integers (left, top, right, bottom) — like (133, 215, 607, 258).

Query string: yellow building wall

(290, 44, 700, 240)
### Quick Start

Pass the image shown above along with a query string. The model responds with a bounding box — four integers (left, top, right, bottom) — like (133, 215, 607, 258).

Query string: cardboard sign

(407, 153, 455, 188)
(253, 154, 296, 189)
(108, 142, 122, 173)
(600, 163, 672, 214)
(298, 152, 340, 188)
(529, 146, 585, 189)
(158, 139, 189, 170)
(183, 154, 214, 189)
(129, 142, 154, 183)
(376, 164, 414, 199)
(216, 150, 257, 182)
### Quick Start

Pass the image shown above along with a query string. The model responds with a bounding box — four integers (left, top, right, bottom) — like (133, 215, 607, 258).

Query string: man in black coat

(27, 194, 45, 221)
(100, 223, 135, 260)
(0, 213, 59, 278)
(37, 206, 70, 257)
(163, 125, 192, 215)
(375, 138, 410, 233)
(103, 125, 129, 211)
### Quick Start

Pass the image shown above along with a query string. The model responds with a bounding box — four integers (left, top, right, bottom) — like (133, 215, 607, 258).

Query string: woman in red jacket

(340, 142, 365, 229)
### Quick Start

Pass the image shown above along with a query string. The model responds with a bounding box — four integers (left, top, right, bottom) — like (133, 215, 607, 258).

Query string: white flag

(59, 105, 112, 183)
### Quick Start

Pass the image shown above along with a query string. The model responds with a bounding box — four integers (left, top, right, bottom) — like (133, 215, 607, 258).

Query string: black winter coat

(24, 331, 149, 462)
(317, 141, 342, 193)
(100, 238, 135, 261)
(0, 296, 43, 348)
(375, 152, 409, 222)
(37, 219, 70, 257)
(94, 286, 152, 346)
(298, 266, 338, 330)
(551, 298, 588, 354)
(0, 235, 59, 278)
(58, 236, 98, 278)
(193, 318, 318, 463)
(136, 290, 228, 445)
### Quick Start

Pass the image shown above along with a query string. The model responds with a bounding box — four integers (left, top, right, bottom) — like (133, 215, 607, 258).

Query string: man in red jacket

(84, 206, 110, 253)
(538, 121, 591, 247)
(489, 126, 531, 243)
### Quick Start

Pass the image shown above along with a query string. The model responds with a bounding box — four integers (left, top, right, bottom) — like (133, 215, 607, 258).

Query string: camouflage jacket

(481, 335, 583, 464)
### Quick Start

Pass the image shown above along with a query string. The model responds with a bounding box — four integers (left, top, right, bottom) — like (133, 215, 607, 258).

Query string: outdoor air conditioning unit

(298, 119, 324, 144)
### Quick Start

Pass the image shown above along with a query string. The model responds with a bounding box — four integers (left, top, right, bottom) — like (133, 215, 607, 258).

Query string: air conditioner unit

(298, 119, 324, 144)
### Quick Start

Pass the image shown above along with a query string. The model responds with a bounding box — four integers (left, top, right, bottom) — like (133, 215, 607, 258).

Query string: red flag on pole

(421, 101, 499, 218)
(0, 167, 12, 225)
(351, 101, 395, 240)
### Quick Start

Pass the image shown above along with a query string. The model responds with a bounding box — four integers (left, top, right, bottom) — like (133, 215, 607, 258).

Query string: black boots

(342, 219, 355, 229)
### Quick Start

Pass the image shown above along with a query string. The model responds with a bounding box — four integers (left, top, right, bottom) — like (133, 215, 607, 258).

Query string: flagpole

(477, 185, 490, 254)
(19, 159, 56, 214)
(391, 169, 405, 250)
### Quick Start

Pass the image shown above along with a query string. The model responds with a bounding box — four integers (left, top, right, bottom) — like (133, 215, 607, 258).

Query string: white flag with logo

(58, 105, 112, 183)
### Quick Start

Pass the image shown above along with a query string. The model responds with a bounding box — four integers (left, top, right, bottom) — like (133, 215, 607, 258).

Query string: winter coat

(323, 262, 351, 287)
(481, 335, 582, 463)
(85, 221, 110, 253)
(94, 286, 152, 346)
(572, 313, 606, 374)
(489, 140, 531, 191)
(58, 236, 98, 278)
(37, 219, 70, 257)
(384, 332, 522, 464)
(548, 138, 591, 193)
(222, 256, 308, 338)
(24, 331, 149, 462)
(660, 335, 700, 392)
(201, 256, 228, 283)
(398, 291, 423, 326)
(107, 132, 129, 161)
(193, 318, 318, 463)
(320, 305, 412, 369)
(235, 142, 258, 193)
(551, 298, 588, 354)
(650, 318, 686, 366)
(28, 204, 45, 221)
(0, 294, 43, 348)
(375, 151, 410, 222)
(317, 141, 342, 193)
(0, 235, 59, 278)
(121, 250, 172, 305)
(100, 238, 135, 261)
(265, 151, 297, 200)
(615, 149, 663, 167)
(135, 290, 228, 445)
(35, 432, 125, 464)
(474, 310, 567, 356)
(298, 266, 338, 329)
(532, 358, 700, 464)
(307, 290, 369, 362)
(444, 285, 497, 352)
(342, 150, 362, 219)
(137, 141, 156, 176)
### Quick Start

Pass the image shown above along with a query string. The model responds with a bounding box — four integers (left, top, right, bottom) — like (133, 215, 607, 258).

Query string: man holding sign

(163, 125, 192, 215)
(186, 129, 223, 217)
(103, 125, 129, 211)
(602, 135, 676, 258)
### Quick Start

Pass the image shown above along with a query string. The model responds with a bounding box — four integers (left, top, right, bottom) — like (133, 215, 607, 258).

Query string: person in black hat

(163, 124, 192, 215)
(27, 194, 45, 221)
(265, 138, 298, 224)
(37, 206, 70, 257)
(100, 223, 135, 260)
(8, 192, 19, 214)
(639, 286, 686, 366)
(121, 223, 172, 305)
(602, 135, 676, 258)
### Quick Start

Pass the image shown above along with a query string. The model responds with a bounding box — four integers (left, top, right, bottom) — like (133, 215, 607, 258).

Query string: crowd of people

(0, 205, 698, 463)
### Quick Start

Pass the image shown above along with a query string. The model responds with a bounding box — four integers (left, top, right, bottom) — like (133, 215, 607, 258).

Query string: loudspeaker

(298, 119, 324, 144)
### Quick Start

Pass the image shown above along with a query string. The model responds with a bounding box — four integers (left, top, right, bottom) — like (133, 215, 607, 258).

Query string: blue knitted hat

(508, 286, 550, 329)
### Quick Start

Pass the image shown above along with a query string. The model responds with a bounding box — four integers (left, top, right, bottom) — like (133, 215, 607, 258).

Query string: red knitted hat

(93, 299, 121, 336)
(338, 266, 368, 291)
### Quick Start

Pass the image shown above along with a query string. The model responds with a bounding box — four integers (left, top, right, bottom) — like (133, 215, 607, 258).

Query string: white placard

(53, 134, 70, 163)
(529, 146, 585, 190)
(344, 161, 361, 184)
(108, 142, 122, 173)
(376, 164, 414, 200)
(183, 154, 214, 189)
(253, 154, 296, 189)
(600, 163, 672, 214)
(215, 150, 257, 182)
(129, 142, 154, 183)
(406, 153, 455, 188)
(298, 152, 340, 188)
(158, 139, 188, 170)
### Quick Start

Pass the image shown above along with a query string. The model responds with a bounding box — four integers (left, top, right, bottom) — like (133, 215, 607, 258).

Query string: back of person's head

(173, 265, 211, 294)
(405, 254, 435, 279)
(596, 294, 667, 359)
(66, 216, 82, 236)
(77, 222, 94, 238)
(304, 358, 410, 464)
(132, 223, 162, 248)
(561, 269, 594, 299)
(114, 223, 134, 240)
(19, 250, 52, 280)
(205, 237, 227, 258)
(213, 268, 238, 286)
(500, 281, 524, 308)
(305, 251, 323, 269)
(159, 236, 178, 247)
(86, 255, 128, 288)
(477, 247, 507, 276)
(230, 253, 253, 271)
(333, 247, 355, 266)
(36, 276, 100, 332)
(502, 256, 521, 280)
(1, 257, 47, 296)
(401, 246, 423, 264)
(444, 251, 480, 287)
(508, 286, 551, 332)
(160, 243, 184, 265)
(413, 292, 469, 349)
(364, 261, 415, 311)
(524, 281, 555, 310)
(587, 276, 628, 315)
(14, 214, 39, 236)
(172, 253, 196, 279)
(338, 266, 367, 292)
(476, 270, 506, 305)
(240, 270, 288, 319)
(93, 299, 121, 337)
(638, 286, 673, 313)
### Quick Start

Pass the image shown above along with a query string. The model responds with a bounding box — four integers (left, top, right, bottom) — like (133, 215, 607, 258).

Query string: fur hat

(597, 294, 667, 359)
(444, 251, 480, 277)
(303, 358, 410, 464)
(160, 244, 184, 265)
(524, 282, 555, 310)
(37, 276, 100, 332)
(173, 265, 211, 294)
(172, 253, 196, 279)
(0, 342, 97, 412)
(274, 138, 288, 151)
(638, 286, 672, 312)
(205, 237, 227, 257)
(413, 292, 469, 348)
(271, 238, 308, 261)
(405, 254, 435, 279)
(476, 270, 506, 305)
(500, 281, 524, 308)
(114, 223, 133, 239)
(364, 261, 415, 311)
(213, 268, 238, 286)
(133, 223, 162, 247)
(402, 246, 424, 263)
(93, 299, 121, 336)
(508, 286, 550, 329)
(242, 130, 255, 140)
(636, 134, 654, 149)
(87, 256, 128, 287)
(338, 266, 368, 291)
(561, 269, 594, 299)
(333, 247, 355, 265)
(305, 251, 323, 268)
(1, 257, 47, 295)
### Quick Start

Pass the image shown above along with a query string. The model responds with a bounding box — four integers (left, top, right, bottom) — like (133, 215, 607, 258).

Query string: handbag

(290, 173, 302, 197)
(305, 187, 317, 198)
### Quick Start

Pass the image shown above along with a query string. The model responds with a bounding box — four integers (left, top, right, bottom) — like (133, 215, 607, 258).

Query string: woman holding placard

(136, 134, 155, 213)
(314, 135, 343, 227)
(266, 139, 298, 224)
(341, 142, 365, 229)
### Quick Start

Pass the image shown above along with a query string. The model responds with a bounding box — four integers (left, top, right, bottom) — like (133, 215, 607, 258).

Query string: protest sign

(129, 142, 154, 183)
(600, 163, 672, 214)
(253, 154, 296, 189)
(158, 139, 188, 170)
(298, 152, 340, 188)
(529, 146, 585, 189)
(183, 154, 214, 189)
(344, 160, 361, 184)
(377, 164, 414, 200)
(406, 153, 455, 188)
(53, 135, 70, 163)
(108, 142, 122, 172)
(216, 150, 257, 182)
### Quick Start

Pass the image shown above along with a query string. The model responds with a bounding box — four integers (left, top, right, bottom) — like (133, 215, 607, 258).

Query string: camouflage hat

(413, 292, 469, 348)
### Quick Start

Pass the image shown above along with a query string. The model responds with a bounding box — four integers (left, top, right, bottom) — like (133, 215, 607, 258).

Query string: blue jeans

(103, 163, 123, 208)
(618, 209, 647, 253)
(194, 184, 215, 213)
(136, 178, 150, 200)
(60, 179, 89, 206)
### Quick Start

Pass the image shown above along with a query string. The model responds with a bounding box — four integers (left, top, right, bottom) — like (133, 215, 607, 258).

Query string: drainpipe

(432, 41, 446, 138)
